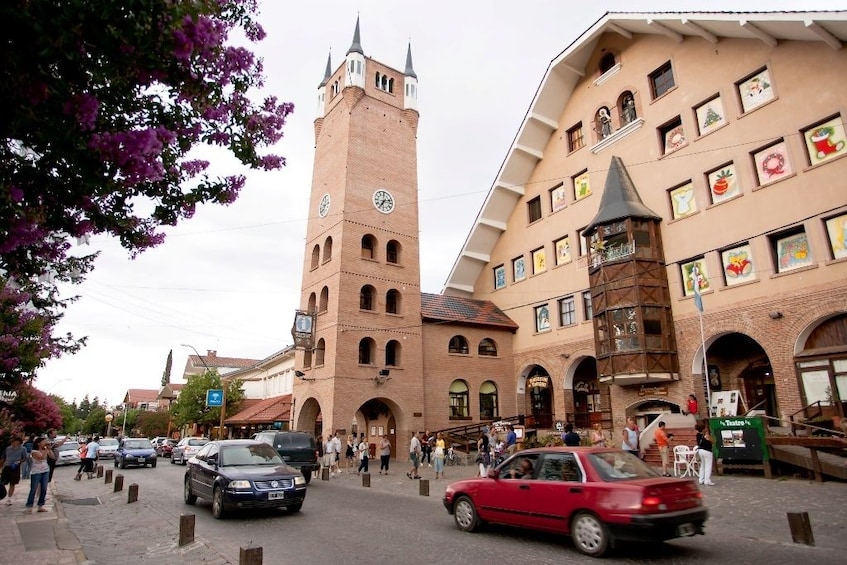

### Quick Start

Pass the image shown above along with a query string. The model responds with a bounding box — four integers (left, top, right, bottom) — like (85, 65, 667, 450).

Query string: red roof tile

(225, 395, 292, 425)
(421, 293, 518, 330)
(125, 389, 160, 403)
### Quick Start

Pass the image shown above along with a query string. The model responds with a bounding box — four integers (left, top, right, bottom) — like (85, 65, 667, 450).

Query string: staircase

(643, 427, 699, 468)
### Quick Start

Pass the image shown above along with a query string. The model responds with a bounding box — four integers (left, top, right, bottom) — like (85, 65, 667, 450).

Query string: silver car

(55, 442, 81, 466)
(97, 437, 120, 459)
(171, 437, 210, 465)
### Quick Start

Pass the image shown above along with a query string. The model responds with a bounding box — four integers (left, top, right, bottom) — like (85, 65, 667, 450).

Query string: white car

(97, 437, 120, 459)
(170, 437, 210, 465)
(55, 442, 81, 466)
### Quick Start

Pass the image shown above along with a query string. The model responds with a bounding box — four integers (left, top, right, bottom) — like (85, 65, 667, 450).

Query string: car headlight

(294, 475, 306, 486)
(227, 480, 252, 489)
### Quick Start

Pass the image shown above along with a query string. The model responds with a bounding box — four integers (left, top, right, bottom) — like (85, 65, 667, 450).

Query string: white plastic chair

(673, 445, 695, 477)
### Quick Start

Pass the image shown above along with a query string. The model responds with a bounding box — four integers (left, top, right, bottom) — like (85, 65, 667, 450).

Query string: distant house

(123, 389, 162, 411)
(157, 382, 184, 409)
(182, 349, 261, 378)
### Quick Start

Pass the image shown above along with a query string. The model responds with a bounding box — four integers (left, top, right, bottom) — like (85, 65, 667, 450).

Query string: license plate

(268, 491, 285, 500)
(677, 523, 696, 537)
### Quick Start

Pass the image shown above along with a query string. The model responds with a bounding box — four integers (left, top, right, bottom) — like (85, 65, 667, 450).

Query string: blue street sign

(206, 389, 224, 407)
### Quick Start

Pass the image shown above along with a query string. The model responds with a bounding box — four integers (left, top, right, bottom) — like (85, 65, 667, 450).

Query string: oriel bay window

(594, 306, 670, 353)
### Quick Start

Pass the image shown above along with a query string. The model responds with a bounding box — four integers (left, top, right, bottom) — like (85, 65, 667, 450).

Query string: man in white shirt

(323, 435, 336, 476)
(407, 431, 421, 479)
(331, 433, 342, 475)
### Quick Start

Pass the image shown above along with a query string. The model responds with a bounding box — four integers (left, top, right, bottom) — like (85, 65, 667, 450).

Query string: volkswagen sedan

(184, 440, 307, 519)
(443, 447, 707, 558)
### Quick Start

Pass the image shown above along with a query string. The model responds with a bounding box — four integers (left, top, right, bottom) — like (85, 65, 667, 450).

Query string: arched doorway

(295, 397, 323, 437)
(572, 358, 602, 429)
(739, 359, 777, 417)
(356, 398, 398, 459)
(628, 399, 680, 431)
(525, 366, 553, 429)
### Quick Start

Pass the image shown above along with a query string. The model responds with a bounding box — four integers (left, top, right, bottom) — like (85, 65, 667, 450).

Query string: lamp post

(121, 403, 128, 437)
(105, 412, 113, 437)
(181, 343, 226, 440)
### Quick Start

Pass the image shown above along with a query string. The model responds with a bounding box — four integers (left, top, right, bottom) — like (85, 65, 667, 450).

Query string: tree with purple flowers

(0, 0, 293, 386)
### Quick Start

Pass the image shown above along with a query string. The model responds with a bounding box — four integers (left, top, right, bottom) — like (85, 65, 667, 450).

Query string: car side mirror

(207, 453, 218, 466)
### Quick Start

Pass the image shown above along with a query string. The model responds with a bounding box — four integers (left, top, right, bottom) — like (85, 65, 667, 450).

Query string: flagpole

(699, 308, 711, 414)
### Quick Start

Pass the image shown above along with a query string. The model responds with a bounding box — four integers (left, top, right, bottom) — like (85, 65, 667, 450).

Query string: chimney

(207, 350, 217, 358)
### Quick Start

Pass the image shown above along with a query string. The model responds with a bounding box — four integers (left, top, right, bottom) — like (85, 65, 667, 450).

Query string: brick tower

(292, 18, 424, 453)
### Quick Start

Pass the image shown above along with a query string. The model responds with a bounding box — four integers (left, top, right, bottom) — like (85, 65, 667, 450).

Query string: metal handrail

(788, 400, 824, 423)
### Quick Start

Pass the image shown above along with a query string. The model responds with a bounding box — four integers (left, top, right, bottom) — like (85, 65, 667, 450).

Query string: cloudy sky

(35, 0, 844, 407)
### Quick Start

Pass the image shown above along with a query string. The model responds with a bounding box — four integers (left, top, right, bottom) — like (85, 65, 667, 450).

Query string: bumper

(443, 496, 454, 513)
(288, 462, 318, 476)
(119, 456, 157, 467)
(223, 487, 307, 511)
(608, 507, 708, 543)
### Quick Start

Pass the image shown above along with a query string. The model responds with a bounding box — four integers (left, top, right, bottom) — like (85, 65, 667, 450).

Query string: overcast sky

(35, 1, 844, 407)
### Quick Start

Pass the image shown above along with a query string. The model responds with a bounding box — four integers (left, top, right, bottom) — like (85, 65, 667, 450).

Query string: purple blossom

(8, 185, 23, 202)
(259, 155, 285, 170)
(62, 94, 100, 131)
(218, 175, 245, 204)
(181, 159, 209, 177)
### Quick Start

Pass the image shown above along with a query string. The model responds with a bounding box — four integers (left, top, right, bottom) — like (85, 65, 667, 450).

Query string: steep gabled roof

(443, 11, 847, 296)
(421, 292, 518, 331)
(124, 388, 160, 404)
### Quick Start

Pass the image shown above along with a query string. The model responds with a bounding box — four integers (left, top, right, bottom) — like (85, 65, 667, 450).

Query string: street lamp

(181, 343, 227, 440)
(121, 403, 128, 437)
(105, 412, 114, 437)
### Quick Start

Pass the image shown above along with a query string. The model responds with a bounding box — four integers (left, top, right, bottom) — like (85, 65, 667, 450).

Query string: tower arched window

(319, 286, 329, 313)
(307, 293, 317, 313)
(358, 338, 375, 365)
(310, 244, 320, 270)
(380, 75, 388, 91)
(600, 53, 616, 74)
(388, 78, 394, 93)
(315, 338, 326, 366)
(322, 236, 333, 263)
(449, 380, 470, 419)
(375, 72, 381, 88)
(386, 289, 401, 314)
(360, 285, 376, 311)
(478, 338, 498, 357)
(332, 80, 339, 97)
(303, 349, 312, 368)
(385, 339, 401, 367)
(479, 381, 499, 419)
(386, 240, 400, 264)
(448, 335, 469, 355)
(596, 106, 613, 140)
(361, 234, 377, 259)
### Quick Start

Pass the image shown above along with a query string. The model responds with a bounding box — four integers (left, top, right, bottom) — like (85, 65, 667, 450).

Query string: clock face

(318, 193, 330, 218)
(373, 189, 395, 214)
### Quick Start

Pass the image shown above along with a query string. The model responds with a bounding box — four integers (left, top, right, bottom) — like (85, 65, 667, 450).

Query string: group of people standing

(0, 429, 67, 513)
(318, 432, 393, 478)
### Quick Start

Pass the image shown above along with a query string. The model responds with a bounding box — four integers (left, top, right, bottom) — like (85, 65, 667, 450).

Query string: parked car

(171, 437, 210, 465)
(253, 431, 319, 484)
(97, 437, 120, 459)
(114, 438, 158, 469)
(55, 441, 81, 466)
(183, 439, 307, 519)
(156, 439, 178, 457)
(150, 436, 168, 448)
(443, 447, 707, 558)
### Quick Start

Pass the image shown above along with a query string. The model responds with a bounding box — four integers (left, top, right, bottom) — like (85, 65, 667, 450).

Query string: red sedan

(443, 447, 707, 558)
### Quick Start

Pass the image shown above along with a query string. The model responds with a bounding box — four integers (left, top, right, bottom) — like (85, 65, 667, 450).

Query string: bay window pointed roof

(584, 156, 661, 235)
(347, 17, 364, 55)
(404, 43, 417, 78)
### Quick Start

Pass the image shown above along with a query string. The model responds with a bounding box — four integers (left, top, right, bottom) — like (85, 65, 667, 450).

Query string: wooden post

(321, 467, 330, 481)
(419, 478, 430, 496)
(787, 511, 815, 545)
(240, 546, 263, 565)
(96, 465, 104, 478)
(105, 469, 113, 484)
(114, 474, 124, 492)
(361, 472, 370, 487)
(127, 483, 139, 503)
(809, 449, 823, 483)
(178, 514, 195, 547)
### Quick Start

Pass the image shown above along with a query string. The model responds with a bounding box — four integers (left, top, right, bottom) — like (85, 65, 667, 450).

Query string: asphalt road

(55, 460, 847, 564)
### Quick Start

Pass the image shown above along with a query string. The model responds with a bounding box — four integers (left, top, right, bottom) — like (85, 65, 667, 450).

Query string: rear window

(588, 451, 659, 481)
(259, 433, 315, 449)
(188, 438, 209, 447)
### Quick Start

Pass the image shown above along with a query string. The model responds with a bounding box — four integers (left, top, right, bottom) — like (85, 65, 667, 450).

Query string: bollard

(419, 478, 430, 497)
(114, 474, 124, 492)
(178, 513, 195, 547)
(240, 545, 263, 565)
(361, 472, 370, 487)
(105, 469, 113, 484)
(787, 512, 815, 546)
(321, 467, 330, 481)
(96, 465, 104, 478)
(127, 483, 139, 503)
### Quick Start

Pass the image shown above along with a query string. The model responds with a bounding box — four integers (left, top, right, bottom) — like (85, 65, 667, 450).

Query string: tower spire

(404, 42, 417, 79)
(318, 49, 332, 87)
(347, 16, 364, 55)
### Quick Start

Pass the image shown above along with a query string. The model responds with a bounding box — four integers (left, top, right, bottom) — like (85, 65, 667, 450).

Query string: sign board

(206, 389, 224, 407)
(638, 384, 669, 397)
(709, 390, 740, 418)
(0, 390, 18, 404)
(709, 416, 768, 462)
(291, 310, 316, 351)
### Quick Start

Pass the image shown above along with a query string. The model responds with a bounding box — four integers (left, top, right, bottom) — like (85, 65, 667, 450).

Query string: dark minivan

(254, 431, 319, 483)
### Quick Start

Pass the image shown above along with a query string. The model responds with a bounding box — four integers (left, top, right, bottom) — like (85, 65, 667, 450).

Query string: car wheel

(114, 459, 118, 468)
(211, 487, 226, 519)
(119, 459, 126, 469)
(287, 502, 303, 513)
(453, 495, 480, 532)
(303, 471, 311, 485)
(571, 511, 610, 558)
(183, 476, 197, 505)
(151, 461, 157, 468)
(181, 457, 187, 466)
(170, 455, 176, 465)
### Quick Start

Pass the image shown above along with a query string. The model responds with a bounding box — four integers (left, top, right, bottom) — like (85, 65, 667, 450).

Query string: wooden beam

(740, 20, 778, 48)
(681, 19, 718, 44)
(805, 19, 843, 51)
(647, 20, 683, 43)
(606, 22, 632, 39)
(559, 62, 585, 77)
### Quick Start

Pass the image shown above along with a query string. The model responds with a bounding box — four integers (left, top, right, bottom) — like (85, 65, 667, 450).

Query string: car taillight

(641, 496, 667, 512)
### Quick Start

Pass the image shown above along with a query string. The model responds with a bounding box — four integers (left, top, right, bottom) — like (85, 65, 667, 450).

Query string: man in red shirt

(655, 421, 673, 476)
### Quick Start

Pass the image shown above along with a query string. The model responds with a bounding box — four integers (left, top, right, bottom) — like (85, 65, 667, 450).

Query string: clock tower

(293, 18, 424, 448)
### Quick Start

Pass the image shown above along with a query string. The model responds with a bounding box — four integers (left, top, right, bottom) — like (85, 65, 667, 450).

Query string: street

(53, 461, 847, 564)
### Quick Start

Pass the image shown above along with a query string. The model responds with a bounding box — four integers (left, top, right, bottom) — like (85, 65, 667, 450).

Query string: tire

(119, 459, 126, 469)
(151, 461, 157, 468)
(453, 495, 480, 532)
(287, 502, 303, 513)
(170, 455, 176, 465)
(183, 476, 197, 505)
(114, 459, 118, 468)
(571, 512, 610, 558)
(303, 471, 312, 484)
(211, 487, 226, 519)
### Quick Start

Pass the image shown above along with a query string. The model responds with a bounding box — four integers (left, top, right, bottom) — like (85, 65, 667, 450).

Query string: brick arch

(295, 395, 324, 434)
(562, 351, 598, 390)
(793, 310, 847, 356)
(516, 359, 553, 395)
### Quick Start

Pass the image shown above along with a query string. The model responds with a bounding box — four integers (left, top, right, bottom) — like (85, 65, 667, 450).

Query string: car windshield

(188, 438, 209, 447)
(100, 439, 119, 447)
(124, 440, 153, 449)
(220, 444, 284, 466)
(588, 451, 660, 481)
(58, 443, 79, 452)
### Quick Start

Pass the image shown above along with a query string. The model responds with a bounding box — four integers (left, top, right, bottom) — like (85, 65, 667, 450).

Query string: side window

(197, 443, 215, 462)
(500, 454, 540, 479)
(538, 453, 583, 482)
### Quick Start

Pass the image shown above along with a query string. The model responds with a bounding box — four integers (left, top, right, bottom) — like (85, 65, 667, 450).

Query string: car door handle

(570, 487, 583, 494)
(519, 484, 530, 490)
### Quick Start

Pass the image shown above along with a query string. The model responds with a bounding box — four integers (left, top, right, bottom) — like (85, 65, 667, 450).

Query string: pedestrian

(315, 435, 324, 479)
(695, 423, 715, 486)
(82, 436, 99, 479)
(505, 425, 517, 455)
(379, 434, 391, 475)
(74, 438, 89, 480)
(24, 436, 51, 513)
(331, 432, 342, 474)
(562, 423, 581, 446)
(433, 432, 446, 479)
(407, 431, 421, 479)
(322, 434, 335, 477)
(686, 394, 700, 420)
(345, 434, 355, 470)
(356, 435, 369, 475)
(421, 429, 433, 467)
(621, 417, 640, 457)
(1, 436, 28, 505)
(655, 422, 674, 477)
(477, 430, 491, 477)
(45, 429, 66, 482)
(590, 423, 607, 447)
(21, 434, 35, 481)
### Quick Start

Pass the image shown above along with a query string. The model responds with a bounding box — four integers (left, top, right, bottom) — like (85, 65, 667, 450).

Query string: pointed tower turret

(583, 156, 679, 387)
(317, 50, 332, 118)
(345, 17, 365, 88)
(403, 42, 418, 111)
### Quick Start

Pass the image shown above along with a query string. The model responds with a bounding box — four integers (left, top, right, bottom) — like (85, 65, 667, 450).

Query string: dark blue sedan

(114, 438, 158, 468)
(184, 440, 307, 519)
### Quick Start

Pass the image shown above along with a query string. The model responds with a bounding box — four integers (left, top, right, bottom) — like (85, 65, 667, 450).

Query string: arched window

(310, 244, 320, 270)
(479, 381, 499, 419)
(358, 338, 375, 365)
(600, 53, 616, 74)
(375, 72, 381, 88)
(449, 380, 470, 418)
(388, 78, 394, 93)
(448, 335, 469, 355)
(619, 91, 637, 126)
(385, 340, 401, 366)
(307, 293, 316, 313)
(319, 286, 329, 312)
(315, 338, 326, 366)
(303, 349, 312, 368)
(386, 289, 401, 314)
(361, 234, 376, 259)
(386, 240, 400, 264)
(360, 285, 376, 311)
(381, 75, 388, 90)
(596, 106, 613, 140)
(478, 338, 498, 357)
(322, 236, 333, 263)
